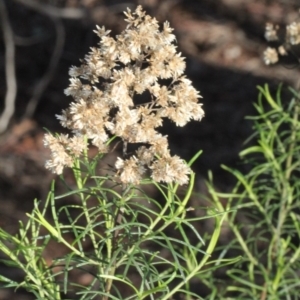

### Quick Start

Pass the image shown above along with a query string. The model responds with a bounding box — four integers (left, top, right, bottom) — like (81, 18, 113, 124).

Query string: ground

(0, 0, 299, 299)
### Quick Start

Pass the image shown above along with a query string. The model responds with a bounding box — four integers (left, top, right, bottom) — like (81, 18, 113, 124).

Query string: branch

(0, 0, 17, 133)
(13, 0, 87, 19)
(23, 17, 65, 118)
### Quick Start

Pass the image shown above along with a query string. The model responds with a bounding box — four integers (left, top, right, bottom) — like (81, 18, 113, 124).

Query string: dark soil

(0, 0, 299, 299)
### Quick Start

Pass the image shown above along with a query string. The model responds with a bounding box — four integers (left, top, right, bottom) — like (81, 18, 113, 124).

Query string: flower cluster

(44, 5, 204, 185)
(263, 19, 300, 65)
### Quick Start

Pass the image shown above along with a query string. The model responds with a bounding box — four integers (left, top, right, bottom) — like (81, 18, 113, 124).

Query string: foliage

(0, 148, 235, 299)
(205, 84, 300, 299)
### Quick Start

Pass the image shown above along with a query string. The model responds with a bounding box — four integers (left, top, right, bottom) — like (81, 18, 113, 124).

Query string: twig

(23, 17, 65, 119)
(13, 0, 87, 19)
(0, 0, 17, 134)
(14, 33, 49, 46)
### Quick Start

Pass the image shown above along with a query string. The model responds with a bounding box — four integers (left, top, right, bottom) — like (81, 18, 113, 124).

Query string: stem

(103, 140, 128, 300)
(271, 98, 299, 294)
(74, 155, 98, 254)
(161, 211, 227, 300)
(285, 98, 298, 180)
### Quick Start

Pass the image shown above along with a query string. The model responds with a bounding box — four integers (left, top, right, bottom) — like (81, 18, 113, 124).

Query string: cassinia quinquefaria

(44, 5, 204, 185)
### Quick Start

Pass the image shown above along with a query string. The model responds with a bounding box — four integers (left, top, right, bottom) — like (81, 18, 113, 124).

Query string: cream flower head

(44, 5, 204, 185)
(263, 16, 300, 65)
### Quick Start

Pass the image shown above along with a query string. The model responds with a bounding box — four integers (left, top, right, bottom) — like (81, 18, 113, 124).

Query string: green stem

(161, 210, 227, 300)
(102, 141, 128, 300)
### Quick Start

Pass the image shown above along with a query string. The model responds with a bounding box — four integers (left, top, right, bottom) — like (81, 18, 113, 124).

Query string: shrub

(206, 84, 300, 299)
(0, 6, 233, 300)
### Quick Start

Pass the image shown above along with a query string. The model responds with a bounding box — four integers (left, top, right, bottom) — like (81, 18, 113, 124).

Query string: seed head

(44, 6, 204, 184)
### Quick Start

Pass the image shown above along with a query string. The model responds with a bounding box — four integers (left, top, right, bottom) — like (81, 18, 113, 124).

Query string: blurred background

(0, 0, 299, 299)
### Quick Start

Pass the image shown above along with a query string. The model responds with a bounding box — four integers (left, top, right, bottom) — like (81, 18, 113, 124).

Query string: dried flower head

(263, 47, 279, 65)
(263, 15, 300, 65)
(44, 5, 204, 185)
(265, 23, 278, 42)
(278, 45, 287, 56)
(286, 22, 300, 45)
